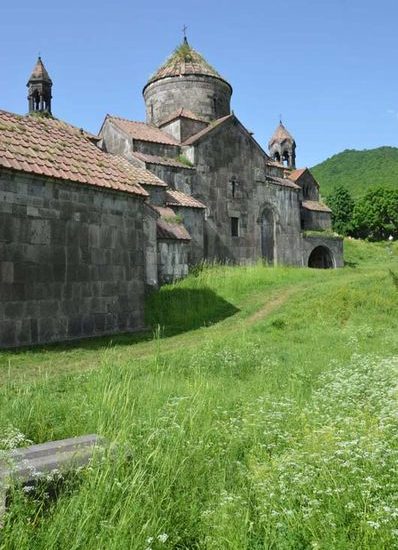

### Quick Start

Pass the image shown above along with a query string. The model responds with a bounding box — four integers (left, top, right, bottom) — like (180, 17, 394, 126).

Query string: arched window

(282, 151, 290, 167)
(273, 152, 281, 163)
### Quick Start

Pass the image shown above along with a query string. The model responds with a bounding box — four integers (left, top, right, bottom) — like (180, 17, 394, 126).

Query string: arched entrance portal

(261, 208, 274, 264)
(308, 246, 334, 269)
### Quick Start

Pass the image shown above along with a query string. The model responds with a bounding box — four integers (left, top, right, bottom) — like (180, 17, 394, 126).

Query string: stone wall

(143, 204, 158, 288)
(160, 118, 208, 142)
(187, 118, 303, 265)
(302, 235, 344, 268)
(146, 164, 195, 196)
(100, 120, 179, 160)
(301, 208, 332, 231)
(143, 75, 232, 125)
(157, 239, 189, 284)
(172, 207, 205, 265)
(0, 169, 147, 347)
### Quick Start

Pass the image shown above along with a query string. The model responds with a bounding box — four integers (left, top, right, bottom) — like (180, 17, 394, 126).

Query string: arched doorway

(308, 246, 334, 269)
(261, 208, 274, 264)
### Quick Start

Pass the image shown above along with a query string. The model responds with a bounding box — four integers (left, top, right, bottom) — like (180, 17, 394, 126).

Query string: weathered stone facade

(100, 39, 342, 271)
(0, 169, 148, 347)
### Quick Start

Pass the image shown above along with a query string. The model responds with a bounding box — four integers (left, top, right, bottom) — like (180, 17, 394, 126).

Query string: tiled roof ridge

(288, 167, 307, 180)
(153, 205, 192, 241)
(301, 200, 332, 212)
(0, 109, 158, 198)
(166, 189, 206, 209)
(106, 114, 180, 146)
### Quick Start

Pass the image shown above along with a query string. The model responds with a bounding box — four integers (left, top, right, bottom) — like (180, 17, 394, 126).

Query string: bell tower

(27, 57, 53, 116)
(268, 121, 296, 169)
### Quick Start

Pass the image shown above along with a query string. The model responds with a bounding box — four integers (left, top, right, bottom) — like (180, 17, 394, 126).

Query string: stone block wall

(301, 209, 332, 231)
(143, 75, 232, 125)
(157, 240, 189, 284)
(0, 169, 147, 347)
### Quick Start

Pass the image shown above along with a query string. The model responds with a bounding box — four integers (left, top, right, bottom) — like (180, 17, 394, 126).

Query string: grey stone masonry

(144, 75, 232, 126)
(0, 434, 106, 522)
(0, 169, 147, 348)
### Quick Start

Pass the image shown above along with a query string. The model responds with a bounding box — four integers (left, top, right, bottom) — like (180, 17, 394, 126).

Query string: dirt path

(246, 287, 299, 326)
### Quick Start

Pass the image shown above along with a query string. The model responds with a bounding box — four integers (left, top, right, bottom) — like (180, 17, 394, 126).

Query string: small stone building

(0, 45, 343, 347)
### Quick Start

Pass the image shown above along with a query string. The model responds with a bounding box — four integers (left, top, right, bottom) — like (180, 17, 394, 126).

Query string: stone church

(0, 40, 343, 347)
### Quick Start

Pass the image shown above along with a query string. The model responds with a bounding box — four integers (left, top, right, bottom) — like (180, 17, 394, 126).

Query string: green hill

(311, 146, 398, 198)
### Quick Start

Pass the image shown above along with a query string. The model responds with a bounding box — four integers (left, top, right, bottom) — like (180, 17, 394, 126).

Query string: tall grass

(0, 239, 397, 549)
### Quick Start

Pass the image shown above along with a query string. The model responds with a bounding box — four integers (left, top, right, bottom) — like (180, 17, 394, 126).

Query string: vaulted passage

(308, 246, 334, 269)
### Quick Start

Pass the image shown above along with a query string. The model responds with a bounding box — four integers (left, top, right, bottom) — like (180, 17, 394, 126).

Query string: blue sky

(0, 0, 396, 166)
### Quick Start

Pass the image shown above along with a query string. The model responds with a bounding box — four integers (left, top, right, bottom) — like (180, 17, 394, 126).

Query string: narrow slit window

(231, 217, 239, 237)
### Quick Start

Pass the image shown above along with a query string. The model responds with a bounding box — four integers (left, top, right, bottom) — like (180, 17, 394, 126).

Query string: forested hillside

(311, 146, 398, 197)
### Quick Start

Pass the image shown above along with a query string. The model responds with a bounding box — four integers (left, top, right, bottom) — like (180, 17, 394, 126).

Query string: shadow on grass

(0, 288, 239, 358)
(344, 260, 358, 268)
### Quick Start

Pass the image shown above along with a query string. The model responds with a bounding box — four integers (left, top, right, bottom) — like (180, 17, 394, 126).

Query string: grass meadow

(0, 239, 398, 549)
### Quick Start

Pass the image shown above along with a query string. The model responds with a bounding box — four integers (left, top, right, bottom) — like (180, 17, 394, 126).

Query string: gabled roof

(0, 109, 155, 197)
(153, 206, 192, 241)
(182, 113, 270, 160)
(132, 151, 194, 170)
(145, 40, 231, 91)
(182, 114, 233, 146)
(288, 167, 320, 188)
(302, 200, 331, 213)
(166, 189, 206, 209)
(159, 108, 207, 127)
(268, 122, 295, 147)
(105, 115, 179, 146)
(288, 168, 307, 181)
(28, 56, 52, 83)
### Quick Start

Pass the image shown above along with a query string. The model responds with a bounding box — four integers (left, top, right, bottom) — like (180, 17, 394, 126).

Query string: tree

(326, 185, 355, 235)
(351, 186, 398, 241)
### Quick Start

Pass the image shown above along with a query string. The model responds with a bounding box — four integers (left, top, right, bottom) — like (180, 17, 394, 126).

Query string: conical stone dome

(268, 122, 295, 148)
(143, 40, 232, 126)
(147, 40, 227, 85)
(28, 57, 52, 84)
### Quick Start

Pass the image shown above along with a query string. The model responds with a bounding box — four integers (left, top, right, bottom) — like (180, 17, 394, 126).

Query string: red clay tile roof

(132, 151, 194, 170)
(288, 168, 307, 181)
(153, 206, 191, 241)
(302, 200, 331, 213)
(267, 176, 300, 190)
(268, 123, 295, 147)
(106, 115, 179, 146)
(0, 110, 159, 197)
(288, 167, 320, 188)
(159, 108, 207, 126)
(28, 57, 52, 83)
(166, 189, 206, 209)
(145, 41, 231, 91)
(182, 114, 233, 145)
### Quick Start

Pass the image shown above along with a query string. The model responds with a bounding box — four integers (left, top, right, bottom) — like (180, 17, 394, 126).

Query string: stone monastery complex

(0, 39, 343, 347)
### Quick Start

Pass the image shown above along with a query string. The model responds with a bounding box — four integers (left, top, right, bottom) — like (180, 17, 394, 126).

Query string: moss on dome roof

(146, 40, 229, 87)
